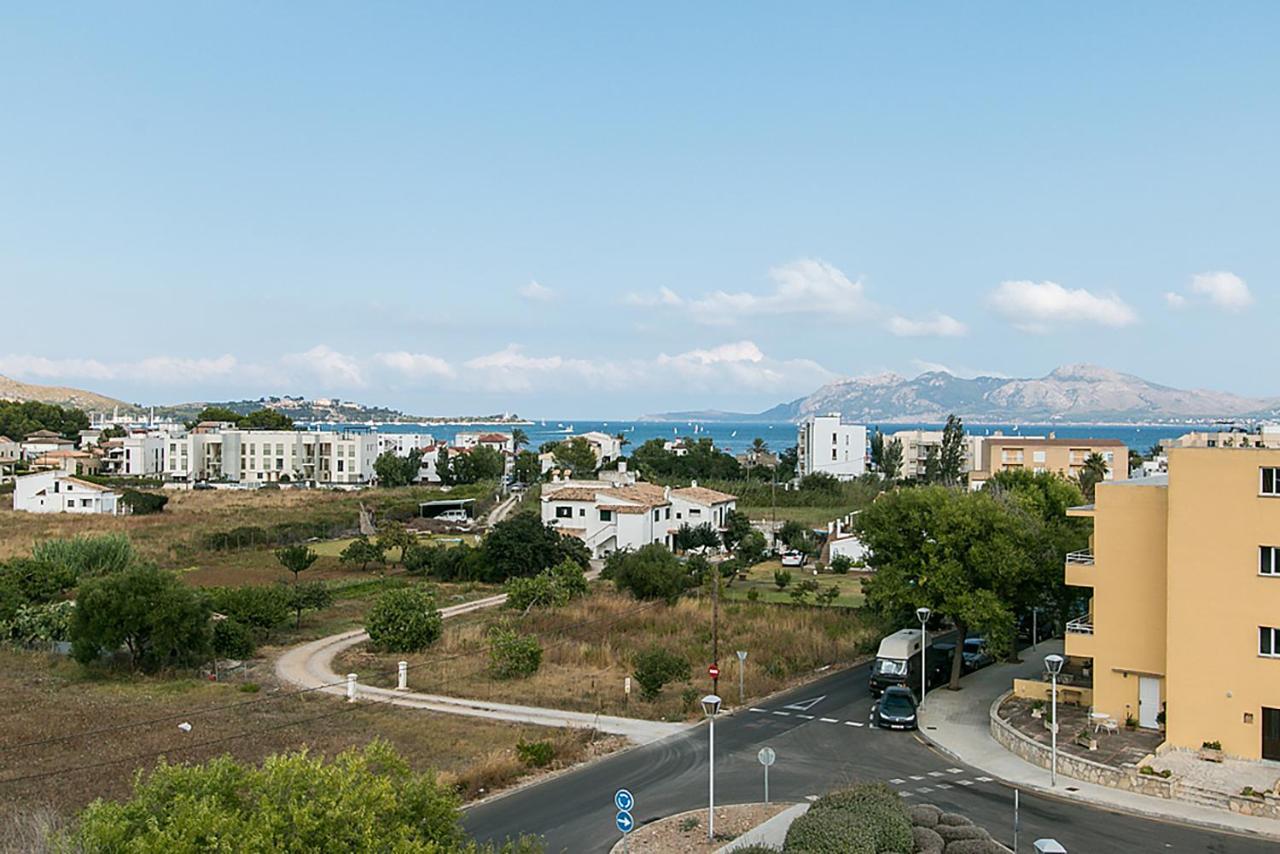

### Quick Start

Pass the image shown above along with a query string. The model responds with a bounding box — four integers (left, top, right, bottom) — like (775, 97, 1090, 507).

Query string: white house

(0, 435, 20, 482)
(797, 415, 866, 480)
(21, 430, 76, 460)
(565, 431, 623, 464)
(454, 431, 516, 455)
(541, 479, 736, 558)
(13, 470, 121, 515)
(107, 433, 167, 476)
(377, 432, 436, 457)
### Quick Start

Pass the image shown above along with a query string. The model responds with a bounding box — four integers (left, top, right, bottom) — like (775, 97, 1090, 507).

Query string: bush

(830, 555, 852, 575)
(66, 741, 478, 852)
(515, 739, 555, 768)
(365, 587, 443, 653)
(783, 808, 877, 853)
(488, 627, 543, 679)
(0, 600, 76, 645)
(120, 489, 168, 515)
(71, 566, 212, 672)
(211, 618, 256, 659)
(802, 783, 912, 854)
(632, 647, 688, 701)
(773, 569, 791, 590)
(607, 545, 689, 603)
(746, 588, 760, 602)
(205, 586, 291, 637)
(504, 559, 588, 614)
(483, 513, 590, 582)
(286, 580, 335, 616)
(340, 537, 387, 572)
(32, 534, 137, 578)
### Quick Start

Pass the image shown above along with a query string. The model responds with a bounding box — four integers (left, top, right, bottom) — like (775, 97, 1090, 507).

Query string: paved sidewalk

(917, 639, 1280, 841)
(274, 591, 685, 745)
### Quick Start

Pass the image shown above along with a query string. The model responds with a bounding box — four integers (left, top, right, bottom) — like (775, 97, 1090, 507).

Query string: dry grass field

(339, 586, 878, 721)
(0, 647, 613, 849)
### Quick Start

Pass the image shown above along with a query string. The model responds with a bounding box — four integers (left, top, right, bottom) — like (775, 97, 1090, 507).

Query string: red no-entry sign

(708, 664, 720, 679)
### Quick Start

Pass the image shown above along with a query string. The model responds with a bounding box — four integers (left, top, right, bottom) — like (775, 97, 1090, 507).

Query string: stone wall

(990, 691, 1177, 799)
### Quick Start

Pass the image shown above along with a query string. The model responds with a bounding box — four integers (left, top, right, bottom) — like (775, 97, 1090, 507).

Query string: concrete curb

(715, 802, 809, 852)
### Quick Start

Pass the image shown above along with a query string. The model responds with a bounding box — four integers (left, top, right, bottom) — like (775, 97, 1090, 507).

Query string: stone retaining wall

(989, 691, 1177, 799)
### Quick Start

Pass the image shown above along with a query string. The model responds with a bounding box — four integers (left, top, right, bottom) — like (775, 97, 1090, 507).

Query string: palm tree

(1078, 452, 1110, 501)
(751, 437, 769, 456)
(511, 428, 529, 451)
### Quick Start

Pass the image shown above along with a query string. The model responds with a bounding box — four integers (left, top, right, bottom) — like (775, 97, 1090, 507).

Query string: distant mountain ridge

(646, 364, 1279, 424)
(0, 373, 137, 413)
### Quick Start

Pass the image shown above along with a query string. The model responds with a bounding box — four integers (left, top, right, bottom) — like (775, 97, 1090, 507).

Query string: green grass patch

(735, 505, 852, 527)
(722, 559, 867, 609)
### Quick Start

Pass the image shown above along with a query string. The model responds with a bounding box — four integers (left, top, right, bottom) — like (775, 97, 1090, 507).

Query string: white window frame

(1261, 626, 1280, 658)
(1262, 468, 1280, 496)
(1262, 546, 1280, 576)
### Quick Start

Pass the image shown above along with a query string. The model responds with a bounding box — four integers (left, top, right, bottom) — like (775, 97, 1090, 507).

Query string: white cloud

(909, 359, 1008, 379)
(886, 313, 968, 337)
(987, 280, 1137, 333)
(1189, 271, 1252, 311)
(375, 351, 455, 380)
(1163, 291, 1187, 309)
(282, 345, 365, 387)
(627, 258, 872, 325)
(0, 354, 238, 384)
(518, 279, 556, 302)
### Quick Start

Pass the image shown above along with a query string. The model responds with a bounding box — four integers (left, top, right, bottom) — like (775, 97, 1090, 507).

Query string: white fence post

(397, 661, 408, 691)
(347, 672, 358, 703)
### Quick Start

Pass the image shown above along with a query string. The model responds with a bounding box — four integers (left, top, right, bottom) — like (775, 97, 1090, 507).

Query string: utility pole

(712, 564, 720, 696)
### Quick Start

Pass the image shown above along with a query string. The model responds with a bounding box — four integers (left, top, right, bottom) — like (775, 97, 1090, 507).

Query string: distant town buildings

(797, 414, 867, 480)
(887, 429, 985, 481)
(968, 435, 1128, 490)
(1164, 424, 1280, 450)
(166, 428, 379, 486)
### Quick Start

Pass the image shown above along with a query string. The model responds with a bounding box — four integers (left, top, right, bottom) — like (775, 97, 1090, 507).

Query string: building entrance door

(1263, 708, 1280, 761)
(1138, 677, 1161, 729)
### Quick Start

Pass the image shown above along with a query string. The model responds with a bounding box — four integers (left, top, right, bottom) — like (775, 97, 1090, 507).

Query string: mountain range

(0, 374, 136, 413)
(649, 365, 1280, 424)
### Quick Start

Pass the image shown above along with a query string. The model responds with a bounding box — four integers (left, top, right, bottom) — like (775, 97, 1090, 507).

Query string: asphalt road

(465, 662, 1273, 853)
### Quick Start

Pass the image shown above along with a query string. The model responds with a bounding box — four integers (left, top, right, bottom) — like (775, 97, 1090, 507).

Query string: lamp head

(701, 694, 722, 717)
(915, 607, 931, 624)
(1044, 653, 1065, 676)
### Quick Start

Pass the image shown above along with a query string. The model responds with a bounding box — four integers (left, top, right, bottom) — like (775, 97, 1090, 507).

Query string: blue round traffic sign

(615, 810, 634, 834)
(614, 788, 634, 812)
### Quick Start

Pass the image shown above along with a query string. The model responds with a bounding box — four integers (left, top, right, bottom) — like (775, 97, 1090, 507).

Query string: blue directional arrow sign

(615, 810, 634, 834)
(614, 788, 635, 812)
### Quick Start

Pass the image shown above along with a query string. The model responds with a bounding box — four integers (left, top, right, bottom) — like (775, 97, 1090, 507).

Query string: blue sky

(1, 4, 1277, 417)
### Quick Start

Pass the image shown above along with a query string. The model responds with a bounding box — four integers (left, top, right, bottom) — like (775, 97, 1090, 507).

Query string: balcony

(1064, 550, 1095, 587)
(1066, 615, 1094, 635)
(1065, 550, 1094, 566)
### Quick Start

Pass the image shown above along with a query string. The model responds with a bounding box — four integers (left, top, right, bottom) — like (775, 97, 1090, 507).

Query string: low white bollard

(347, 672, 358, 703)
(397, 661, 409, 691)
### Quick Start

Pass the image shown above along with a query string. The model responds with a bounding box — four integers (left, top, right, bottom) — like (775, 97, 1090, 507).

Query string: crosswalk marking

(935, 783, 953, 790)
(900, 791, 915, 797)
(957, 780, 974, 786)
(797, 714, 815, 720)
(845, 721, 863, 727)
(947, 768, 964, 774)
(889, 778, 905, 784)
(820, 717, 838, 723)
(976, 776, 994, 782)
(772, 711, 790, 716)
(750, 708, 767, 713)
(927, 771, 946, 777)
(909, 775, 925, 781)
(918, 786, 933, 793)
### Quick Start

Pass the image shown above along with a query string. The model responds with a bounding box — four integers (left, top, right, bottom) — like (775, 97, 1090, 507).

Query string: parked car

(962, 637, 995, 672)
(193, 481, 215, 491)
(872, 685, 919, 731)
(780, 550, 806, 567)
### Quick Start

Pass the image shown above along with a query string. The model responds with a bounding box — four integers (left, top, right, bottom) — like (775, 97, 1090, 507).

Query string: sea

(304, 420, 1191, 456)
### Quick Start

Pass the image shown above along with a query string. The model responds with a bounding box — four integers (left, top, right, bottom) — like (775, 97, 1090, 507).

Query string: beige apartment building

(969, 436, 1128, 489)
(1065, 448, 1280, 760)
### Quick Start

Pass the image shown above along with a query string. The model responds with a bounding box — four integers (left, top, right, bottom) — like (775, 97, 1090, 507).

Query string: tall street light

(1044, 653, 1065, 786)
(701, 694, 722, 839)
(916, 607, 931, 707)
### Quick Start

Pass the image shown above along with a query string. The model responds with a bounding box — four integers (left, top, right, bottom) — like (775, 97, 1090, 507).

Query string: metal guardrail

(1066, 615, 1095, 635)
(1065, 550, 1095, 566)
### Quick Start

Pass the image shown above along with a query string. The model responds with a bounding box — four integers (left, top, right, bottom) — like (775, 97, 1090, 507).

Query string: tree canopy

(443, 445, 505, 485)
(483, 513, 589, 582)
(0, 400, 89, 440)
(189, 405, 295, 431)
(71, 565, 212, 672)
(628, 437, 742, 483)
(605, 544, 690, 603)
(551, 437, 598, 475)
(374, 449, 424, 488)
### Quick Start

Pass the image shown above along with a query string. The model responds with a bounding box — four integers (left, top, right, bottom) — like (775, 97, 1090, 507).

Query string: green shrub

(632, 647, 688, 701)
(804, 783, 912, 854)
(211, 618, 256, 659)
(746, 588, 760, 602)
(239, 682, 261, 693)
(365, 587, 443, 653)
(773, 569, 791, 590)
(71, 566, 212, 672)
(120, 490, 168, 515)
(504, 559, 588, 614)
(487, 627, 543, 679)
(829, 555, 852, 575)
(606, 544, 689, 603)
(0, 600, 76, 645)
(205, 586, 291, 637)
(515, 739, 555, 768)
(340, 537, 387, 571)
(783, 808, 876, 853)
(32, 534, 137, 578)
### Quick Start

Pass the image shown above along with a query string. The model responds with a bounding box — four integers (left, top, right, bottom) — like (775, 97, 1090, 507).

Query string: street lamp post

(701, 694, 722, 840)
(1045, 653, 1065, 786)
(916, 607, 931, 707)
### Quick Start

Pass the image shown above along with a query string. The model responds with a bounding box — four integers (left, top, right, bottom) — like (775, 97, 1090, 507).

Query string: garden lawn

(0, 647, 609, 850)
(337, 586, 878, 722)
(734, 505, 851, 527)
(722, 560, 867, 609)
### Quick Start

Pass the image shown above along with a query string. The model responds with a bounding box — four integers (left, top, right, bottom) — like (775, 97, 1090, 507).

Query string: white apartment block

(797, 415, 867, 480)
(541, 479, 736, 558)
(376, 432, 436, 456)
(112, 433, 167, 476)
(166, 428, 378, 486)
(565, 431, 623, 464)
(889, 429, 985, 480)
(13, 470, 120, 515)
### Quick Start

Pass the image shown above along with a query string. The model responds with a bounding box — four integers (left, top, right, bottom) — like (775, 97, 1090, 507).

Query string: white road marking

(750, 708, 767, 713)
(797, 714, 815, 720)
(900, 791, 915, 797)
(927, 771, 946, 777)
(957, 780, 974, 786)
(773, 711, 790, 716)
(845, 721, 864, 727)
(784, 695, 827, 712)
(820, 717, 838, 723)
(917, 786, 933, 793)
(889, 778, 905, 785)
(909, 775, 925, 781)
(935, 783, 953, 790)
(976, 776, 994, 782)
(947, 767, 964, 774)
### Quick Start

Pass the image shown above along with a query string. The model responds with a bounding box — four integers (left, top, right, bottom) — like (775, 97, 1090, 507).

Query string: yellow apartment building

(1065, 447, 1280, 760)
(970, 436, 1128, 489)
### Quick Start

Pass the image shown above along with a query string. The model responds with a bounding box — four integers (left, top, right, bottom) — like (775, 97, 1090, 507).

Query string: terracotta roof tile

(672, 486, 737, 505)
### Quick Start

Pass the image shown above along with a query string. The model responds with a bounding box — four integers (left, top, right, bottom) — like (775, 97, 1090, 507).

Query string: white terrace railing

(1066, 615, 1095, 635)
(1065, 550, 1095, 566)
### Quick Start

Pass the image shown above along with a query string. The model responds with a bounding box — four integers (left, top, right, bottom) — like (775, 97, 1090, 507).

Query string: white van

(437, 509, 470, 523)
